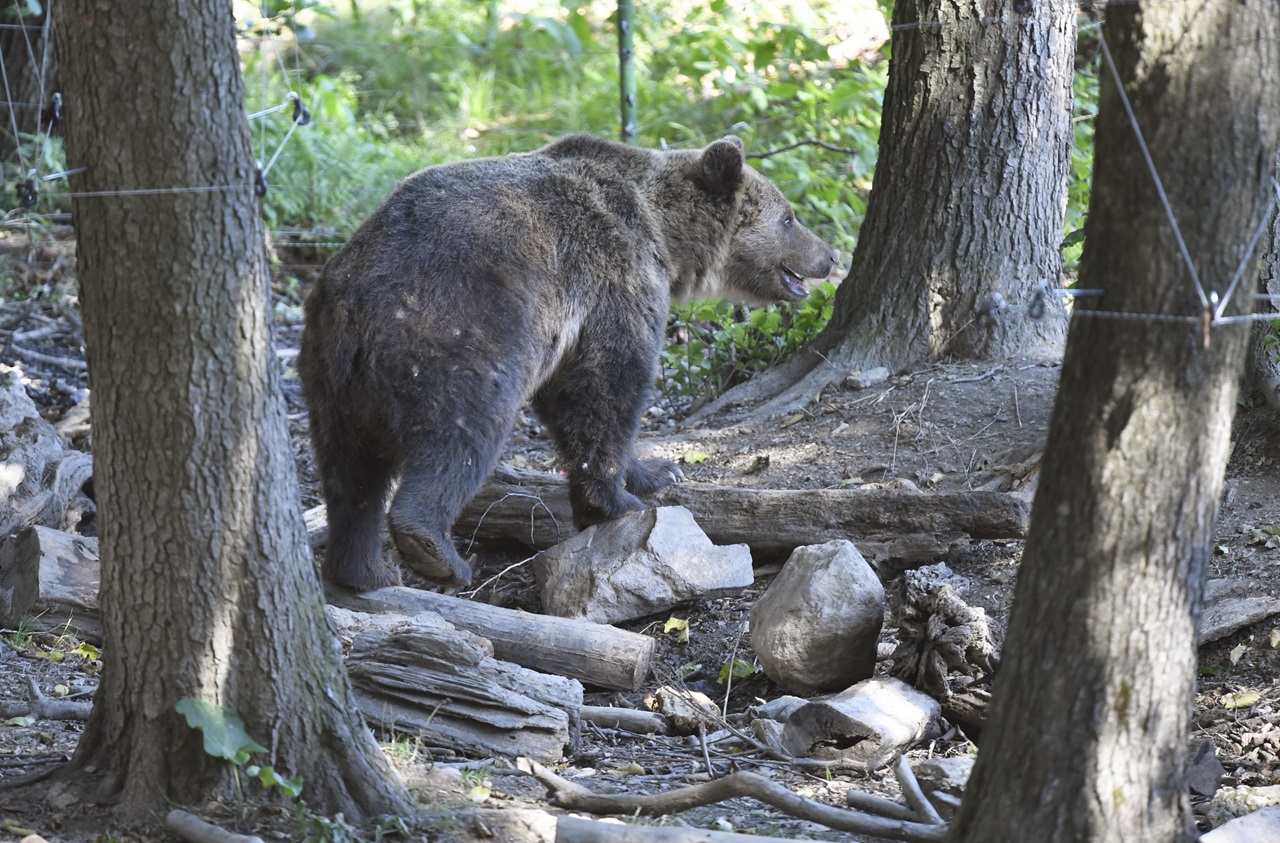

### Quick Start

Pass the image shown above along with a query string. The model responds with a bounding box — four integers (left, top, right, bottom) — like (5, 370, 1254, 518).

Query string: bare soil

(3, 236, 1280, 841)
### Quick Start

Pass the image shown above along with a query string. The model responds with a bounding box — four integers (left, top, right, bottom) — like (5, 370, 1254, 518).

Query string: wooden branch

(555, 814, 804, 842)
(520, 758, 949, 843)
(893, 754, 945, 825)
(165, 810, 265, 843)
(0, 678, 92, 721)
(843, 789, 918, 822)
(327, 585, 655, 692)
(446, 466, 1029, 571)
(581, 706, 671, 735)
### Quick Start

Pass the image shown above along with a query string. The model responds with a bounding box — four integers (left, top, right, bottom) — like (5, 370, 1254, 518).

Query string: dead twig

(949, 365, 1002, 384)
(748, 138, 861, 159)
(520, 757, 948, 843)
(893, 753, 945, 825)
(8, 343, 88, 371)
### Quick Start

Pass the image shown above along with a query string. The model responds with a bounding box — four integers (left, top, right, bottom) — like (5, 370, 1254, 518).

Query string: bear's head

(699, 136, 838, 305)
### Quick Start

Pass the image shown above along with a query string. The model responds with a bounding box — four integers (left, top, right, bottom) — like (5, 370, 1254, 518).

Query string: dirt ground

(3, 236, 1280, 841)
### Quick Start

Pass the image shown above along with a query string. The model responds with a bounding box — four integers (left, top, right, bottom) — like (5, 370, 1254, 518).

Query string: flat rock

(781, 676, 941, 769)
(750, 540, 884, 694)
(1200, 578, 1280, 644)
(1201, 805, 1280, 842)
(533, 506, 752, 624)
(1188, 739, 1225, 797)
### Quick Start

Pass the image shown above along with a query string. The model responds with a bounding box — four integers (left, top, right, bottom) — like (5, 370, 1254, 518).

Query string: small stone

(844, 366, 891, 390)
(913, 756, 975, 820)
(1188, 739, 1226, 797)
(752, 695, 808, 722)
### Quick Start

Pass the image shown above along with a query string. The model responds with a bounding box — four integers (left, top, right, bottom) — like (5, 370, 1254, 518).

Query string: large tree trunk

(51, 1, 413, 823)
(951, 3, 1280, 842)
(694, 0, 1075, 423)
(0, 2, 56, 167)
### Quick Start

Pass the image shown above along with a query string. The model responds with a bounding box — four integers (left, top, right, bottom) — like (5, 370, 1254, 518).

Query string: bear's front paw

(626, 458, 685, 496)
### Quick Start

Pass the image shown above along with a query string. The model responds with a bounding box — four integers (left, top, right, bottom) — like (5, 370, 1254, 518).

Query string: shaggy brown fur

(299, 134, 837, 591)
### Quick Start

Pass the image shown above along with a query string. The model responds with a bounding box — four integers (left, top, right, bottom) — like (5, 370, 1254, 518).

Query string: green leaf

(664, 617, 690, 644)
(5, 716, 35, 727)
(175, 698, 267, 766)
(718, 658, 758, 684)
(682, 450, 709, 465)
(246, 764, 305, 797)
(1223, 690, 1260, 710)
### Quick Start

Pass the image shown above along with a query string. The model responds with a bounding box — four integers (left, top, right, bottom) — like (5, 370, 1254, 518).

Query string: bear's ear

(699, 136, 745, 197)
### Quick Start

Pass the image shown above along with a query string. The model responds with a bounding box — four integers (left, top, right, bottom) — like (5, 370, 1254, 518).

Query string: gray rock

(752, 695, 809, 723)
(845, 366, 891, 389)
(1202, 805, 1280, 842)
(534, 506, 752, 624)
(913, 756, 975, 820)
(1200, 579, 1280, 644)
(1188, 739, 1225, 797)
(781, 676, 941, 769)
(750, 540, 885, 694)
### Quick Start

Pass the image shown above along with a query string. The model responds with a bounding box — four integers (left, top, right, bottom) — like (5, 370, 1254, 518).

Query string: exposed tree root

(519, 757, 948, 843)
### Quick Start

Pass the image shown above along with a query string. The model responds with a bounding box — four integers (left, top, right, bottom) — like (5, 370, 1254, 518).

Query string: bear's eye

(783, 215, 793, 228)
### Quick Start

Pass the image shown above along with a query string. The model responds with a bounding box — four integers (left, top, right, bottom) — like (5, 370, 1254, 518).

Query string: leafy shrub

(662, 281, 838, 400)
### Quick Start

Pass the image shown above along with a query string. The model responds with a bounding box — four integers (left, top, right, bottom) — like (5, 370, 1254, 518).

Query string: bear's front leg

(533, 316, 673, 530)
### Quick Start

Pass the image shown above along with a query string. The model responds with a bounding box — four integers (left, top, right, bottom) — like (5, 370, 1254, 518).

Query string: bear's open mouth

(780, 266, 809, 300)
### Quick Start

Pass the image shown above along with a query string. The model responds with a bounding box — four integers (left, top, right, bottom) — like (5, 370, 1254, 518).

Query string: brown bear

(299, 133, 837, 592)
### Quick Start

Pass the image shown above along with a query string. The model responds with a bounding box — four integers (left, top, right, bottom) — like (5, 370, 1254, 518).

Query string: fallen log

(332, 608, 582, 760)
(305, 466, 1029, 571)
(0, 525, 100, 642)
(327, 585, 655, 692)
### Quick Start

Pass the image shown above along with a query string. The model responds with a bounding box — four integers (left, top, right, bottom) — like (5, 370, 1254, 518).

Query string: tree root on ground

(519, 757, 948, 843)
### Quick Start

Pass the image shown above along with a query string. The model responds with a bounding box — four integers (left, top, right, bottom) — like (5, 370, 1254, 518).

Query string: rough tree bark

(51, 1, 414, 823)
(0, 1, 56, 166)
(951, 2, 1280, 842)
(693, 0, 1075, 423)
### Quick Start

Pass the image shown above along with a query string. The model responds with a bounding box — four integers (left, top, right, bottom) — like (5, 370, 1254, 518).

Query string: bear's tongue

(781, 268, 808, 299)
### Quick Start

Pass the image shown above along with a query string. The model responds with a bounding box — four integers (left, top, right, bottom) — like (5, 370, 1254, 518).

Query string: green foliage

(718, 657, 759, 684)
(663, 281, 837, 399)
(175, 698, 304, 799)
(1064, 63, 1099, 278)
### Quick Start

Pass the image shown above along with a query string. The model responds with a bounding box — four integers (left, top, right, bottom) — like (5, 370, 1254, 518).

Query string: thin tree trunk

(951, 3, 1280, 842)
(52, 1, 413, 823)
(694, 0, 1074, 423)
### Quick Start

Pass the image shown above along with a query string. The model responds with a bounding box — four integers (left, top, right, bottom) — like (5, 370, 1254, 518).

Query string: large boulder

(750, 540, 884, 694)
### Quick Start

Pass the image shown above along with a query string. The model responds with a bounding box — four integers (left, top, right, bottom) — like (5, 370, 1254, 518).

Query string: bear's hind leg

(387, 390, 520, 589)
(318, 448, 399, 592)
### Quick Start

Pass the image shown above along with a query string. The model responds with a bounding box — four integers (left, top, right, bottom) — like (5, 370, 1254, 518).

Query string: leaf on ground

(682, 450, 709, 465)
(664, 617, 690, 643)
(1230, 642, 1249, 665)
(1223, 690, 1261, 710)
